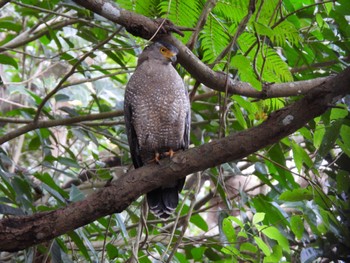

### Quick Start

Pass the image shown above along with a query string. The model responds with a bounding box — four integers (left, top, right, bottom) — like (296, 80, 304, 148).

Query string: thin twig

(210, 0, 255, 67)
(187, 0, 218, 50)
(0, 110, 123, 145)
(101, 215, 113, 263)
(165, 173, 202, 263)
(33, 29, 121, 122)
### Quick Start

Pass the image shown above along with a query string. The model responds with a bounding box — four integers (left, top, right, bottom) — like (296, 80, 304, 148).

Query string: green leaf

(227, 216, 244, 228)
(292, 142, 313, 172)
(279, 188, 313, 201)
(316, 119, 342, 162)
(251, 195, 289, 226)
(28, 136, 41, 151)
(57, 157, 81, 169)
(290, 215, 304, 239)
(240, 242, 258, 253)
(201, 15, 230, 63)
(0, 54, 18, 69)
(191, 247, 207, 261)
(0, 203, 25, 216)
(106, 243, 119, 259)
(254, 22, 274, 37)
(254, 236, 271, 256)
(263, 245, 283, 263)
(267, 143, 297, 188)
(190, 214, 209, 232)
(67, 231, 91, 261)
(261, 226, 290, 252)
(252, 212, 265, 225)
(222, 217, 236, 243)
(174, 252, 189, 263)
(231, 55, 261, 90)
(339, 124, 350, 157)
(34, 172, 69, 200)
(330, 107, 348, 119)
(221, 245, 240, 256)
(69, 185, 85, 202)
(313, 124, 325, 149)
(0, 17, 22, 32)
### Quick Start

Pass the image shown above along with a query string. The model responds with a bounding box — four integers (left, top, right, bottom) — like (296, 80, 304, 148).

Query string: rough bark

(0, 66, 349, 252)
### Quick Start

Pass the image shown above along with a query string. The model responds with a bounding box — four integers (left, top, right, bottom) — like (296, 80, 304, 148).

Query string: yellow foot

(164, 149, 175, 158)
(148, 152, 160, 164)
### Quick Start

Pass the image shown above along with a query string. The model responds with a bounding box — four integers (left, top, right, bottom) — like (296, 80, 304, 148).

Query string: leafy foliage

(0, 0, 350, 262)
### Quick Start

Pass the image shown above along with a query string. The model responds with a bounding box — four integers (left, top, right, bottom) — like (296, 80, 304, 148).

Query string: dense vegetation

(0, 0, 349, 262)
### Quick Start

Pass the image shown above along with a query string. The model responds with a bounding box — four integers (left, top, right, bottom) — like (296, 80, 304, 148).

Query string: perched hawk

(124, 41, 190, 218)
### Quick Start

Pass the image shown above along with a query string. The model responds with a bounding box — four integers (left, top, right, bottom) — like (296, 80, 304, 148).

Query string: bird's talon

(165, 149, 175, 158)
(148, 152, 161, 164)
(155, 152, 160, 164)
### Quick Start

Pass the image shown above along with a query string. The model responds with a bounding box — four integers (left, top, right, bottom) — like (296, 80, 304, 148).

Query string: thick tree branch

(0, 73, 326, 144)
(71, 0, 182, 39)
(70, 0, 331, 99)
(1, 67, 349, 252)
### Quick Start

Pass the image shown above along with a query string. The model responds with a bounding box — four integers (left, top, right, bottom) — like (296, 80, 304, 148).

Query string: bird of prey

(124, 41, 190, 219)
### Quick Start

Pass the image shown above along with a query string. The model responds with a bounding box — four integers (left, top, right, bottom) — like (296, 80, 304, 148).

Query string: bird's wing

(183, 109, 191, 149)
(124, 103, 143, 168)
(183, 87, 191, 150)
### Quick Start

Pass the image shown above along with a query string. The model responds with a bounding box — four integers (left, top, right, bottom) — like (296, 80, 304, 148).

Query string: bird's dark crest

(154, 41, 179, 55)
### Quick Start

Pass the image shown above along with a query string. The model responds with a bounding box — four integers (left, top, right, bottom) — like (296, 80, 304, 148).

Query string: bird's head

(155, 41, 179, 63)
(138, 41, 179, 65)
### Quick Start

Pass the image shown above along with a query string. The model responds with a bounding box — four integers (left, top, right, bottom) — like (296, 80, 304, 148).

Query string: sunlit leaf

(252, 212, 265, 225)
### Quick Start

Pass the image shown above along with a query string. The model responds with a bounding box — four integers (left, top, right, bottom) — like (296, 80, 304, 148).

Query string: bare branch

(71, 0, 183, 39)
(0, 110, 123, 145)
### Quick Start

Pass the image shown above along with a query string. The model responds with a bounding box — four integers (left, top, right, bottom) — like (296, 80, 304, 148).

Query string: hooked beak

(163, 50, 177, 63)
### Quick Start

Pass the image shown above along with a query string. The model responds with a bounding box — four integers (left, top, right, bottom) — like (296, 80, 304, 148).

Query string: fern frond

(158, 0, 201, 27)
(213, 0, 247, 24)
(271, 21, 301, 47)
(136, 0, 162, 17)
(258, 47, 293, 82)
(264, 98, 286, 113)
(200, 14, 230, 63)
(255, 0, 280, 23)
(231, 54, 262, 90)
(235, 33, 292, 84)
(237, 32, 256, 54)
(118, 0, 161, 17)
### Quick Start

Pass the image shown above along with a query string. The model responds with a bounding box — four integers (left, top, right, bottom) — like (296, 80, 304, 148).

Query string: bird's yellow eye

(160, 47, 167, 53)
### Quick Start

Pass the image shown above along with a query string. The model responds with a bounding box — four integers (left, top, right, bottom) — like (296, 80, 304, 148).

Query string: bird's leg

(148, 150, 174, 164)
(154, 152, 161, 163)
(148, 152, 161, 164)
(164, 149, 175, 158)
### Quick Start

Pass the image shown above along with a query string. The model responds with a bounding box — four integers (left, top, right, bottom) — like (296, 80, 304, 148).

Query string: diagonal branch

(1, 66, 349, 252)
(70, 0, 329, 99)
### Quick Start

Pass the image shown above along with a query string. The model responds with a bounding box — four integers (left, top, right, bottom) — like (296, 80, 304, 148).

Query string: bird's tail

(147, 179, 185, 219)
